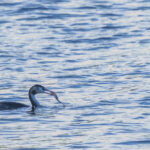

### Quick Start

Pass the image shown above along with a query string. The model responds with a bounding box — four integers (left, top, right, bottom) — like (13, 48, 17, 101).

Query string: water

(0, 0, 150, 149)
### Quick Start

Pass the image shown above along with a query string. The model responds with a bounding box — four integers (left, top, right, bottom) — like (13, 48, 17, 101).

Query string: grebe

(0, 84, 65, 110)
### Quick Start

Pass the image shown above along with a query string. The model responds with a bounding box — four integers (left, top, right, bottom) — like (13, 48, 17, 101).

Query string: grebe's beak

(44, 90, 65, 107)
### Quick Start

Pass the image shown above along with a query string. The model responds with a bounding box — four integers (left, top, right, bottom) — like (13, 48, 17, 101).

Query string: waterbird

(0, 84, 65, 111)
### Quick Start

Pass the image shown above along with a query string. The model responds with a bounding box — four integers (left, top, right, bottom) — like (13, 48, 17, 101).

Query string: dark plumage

(0, 102, 28, 110)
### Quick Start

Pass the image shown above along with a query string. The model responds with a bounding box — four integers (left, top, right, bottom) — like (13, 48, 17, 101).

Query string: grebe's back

(0, 101, 28, 110)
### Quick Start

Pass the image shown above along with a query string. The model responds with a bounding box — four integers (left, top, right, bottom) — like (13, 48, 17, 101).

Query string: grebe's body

(0, 102, 28, 110)
(0, 85, 64, 110)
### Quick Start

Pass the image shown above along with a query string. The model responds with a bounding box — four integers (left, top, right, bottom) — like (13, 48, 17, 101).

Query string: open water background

(0, 0, 150, 149)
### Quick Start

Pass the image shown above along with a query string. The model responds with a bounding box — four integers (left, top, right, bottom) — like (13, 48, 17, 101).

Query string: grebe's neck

(29, 91, 40, 107)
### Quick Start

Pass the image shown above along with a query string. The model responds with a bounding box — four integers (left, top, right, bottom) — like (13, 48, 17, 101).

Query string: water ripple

(0, 0, 150, 149)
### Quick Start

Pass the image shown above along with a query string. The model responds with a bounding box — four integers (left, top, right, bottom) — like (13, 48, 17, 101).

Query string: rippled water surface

(0, 0, 150, 149)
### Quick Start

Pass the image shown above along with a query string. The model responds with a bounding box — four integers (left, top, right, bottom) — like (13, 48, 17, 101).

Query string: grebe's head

(29, 85, 65, 107)
(29, 84, 48, 95)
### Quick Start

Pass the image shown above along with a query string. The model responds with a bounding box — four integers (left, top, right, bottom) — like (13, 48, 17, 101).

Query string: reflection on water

(0, 0, 150, 149)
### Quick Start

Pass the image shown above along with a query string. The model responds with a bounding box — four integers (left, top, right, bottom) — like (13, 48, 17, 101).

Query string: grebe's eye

(32, 90, 36, 95)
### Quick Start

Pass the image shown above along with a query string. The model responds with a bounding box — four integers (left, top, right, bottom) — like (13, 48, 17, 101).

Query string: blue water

(0, 0, 150, 149)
